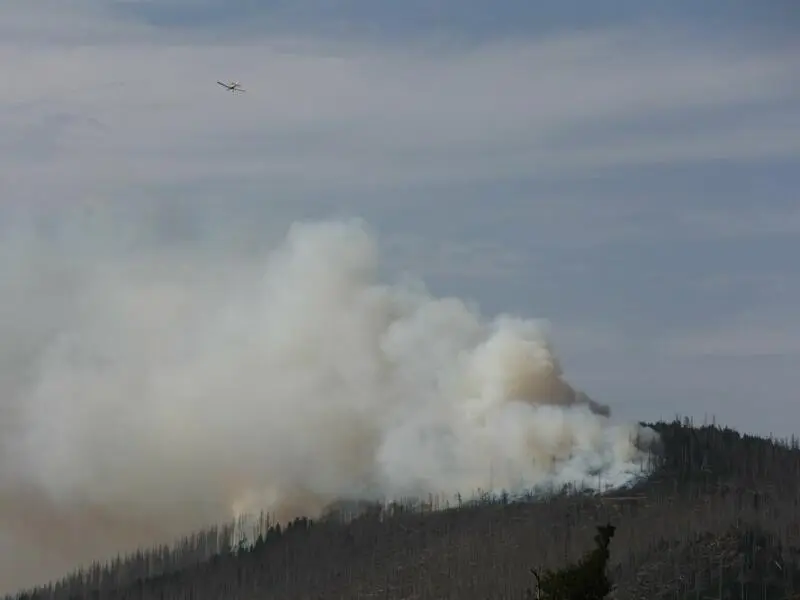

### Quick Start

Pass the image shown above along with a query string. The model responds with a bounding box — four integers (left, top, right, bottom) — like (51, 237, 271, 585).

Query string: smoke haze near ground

(0, 209, 658, 593)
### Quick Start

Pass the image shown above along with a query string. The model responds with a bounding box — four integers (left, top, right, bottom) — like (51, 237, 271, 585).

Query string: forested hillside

(6, 418, 800, 600)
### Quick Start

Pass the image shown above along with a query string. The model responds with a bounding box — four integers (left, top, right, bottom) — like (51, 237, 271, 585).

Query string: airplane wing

(217, 81, 232, 89)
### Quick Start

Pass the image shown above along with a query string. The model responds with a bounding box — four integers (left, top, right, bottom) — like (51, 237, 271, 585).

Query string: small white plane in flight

(217, 80, 245, 93)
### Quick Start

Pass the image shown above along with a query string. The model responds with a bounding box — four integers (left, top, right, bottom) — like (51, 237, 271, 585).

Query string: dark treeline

(6, 417, 800, 599)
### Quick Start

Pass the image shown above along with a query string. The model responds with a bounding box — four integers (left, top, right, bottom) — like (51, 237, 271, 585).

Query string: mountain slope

(7, 418, 800, 600)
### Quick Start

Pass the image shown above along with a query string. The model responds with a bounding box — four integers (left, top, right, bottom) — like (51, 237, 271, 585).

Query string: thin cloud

(1, 9, 798, 198)
(660, 307, 800, 358)
(677, 206, 800, 239)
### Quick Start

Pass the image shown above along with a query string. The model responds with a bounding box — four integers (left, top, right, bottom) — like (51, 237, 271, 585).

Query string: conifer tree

(530, 523, 616, 600)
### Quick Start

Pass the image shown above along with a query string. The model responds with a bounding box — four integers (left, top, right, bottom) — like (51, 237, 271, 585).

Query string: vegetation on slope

(530, 523, 616, 600)
(5, 417, 800, 599)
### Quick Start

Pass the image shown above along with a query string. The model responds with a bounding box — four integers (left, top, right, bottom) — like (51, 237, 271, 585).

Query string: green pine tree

(529, 523, 616, 600)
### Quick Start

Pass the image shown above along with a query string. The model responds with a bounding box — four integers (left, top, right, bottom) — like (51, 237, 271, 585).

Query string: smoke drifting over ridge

(0, 212, 658, 592)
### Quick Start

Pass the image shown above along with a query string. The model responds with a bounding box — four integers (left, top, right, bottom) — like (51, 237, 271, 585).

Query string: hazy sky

(2, 0, 799, 437)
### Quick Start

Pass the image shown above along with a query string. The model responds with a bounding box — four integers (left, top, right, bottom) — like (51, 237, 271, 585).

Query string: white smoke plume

(0, 210, 658, 593)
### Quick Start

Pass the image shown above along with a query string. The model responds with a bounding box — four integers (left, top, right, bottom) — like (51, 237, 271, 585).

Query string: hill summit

(6, 417, 800, 599)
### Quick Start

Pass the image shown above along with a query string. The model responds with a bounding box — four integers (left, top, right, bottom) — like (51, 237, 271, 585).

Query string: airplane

(217, 80, 245, 93)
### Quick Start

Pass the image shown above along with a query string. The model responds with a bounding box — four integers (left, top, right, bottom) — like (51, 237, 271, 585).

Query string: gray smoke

(0, 209, 658, 593)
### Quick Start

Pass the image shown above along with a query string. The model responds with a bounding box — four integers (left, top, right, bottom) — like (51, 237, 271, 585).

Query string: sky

(1, 0, 799, 441)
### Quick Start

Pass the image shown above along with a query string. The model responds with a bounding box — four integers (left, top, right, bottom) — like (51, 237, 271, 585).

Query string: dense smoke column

(0, 217, 659, 592)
